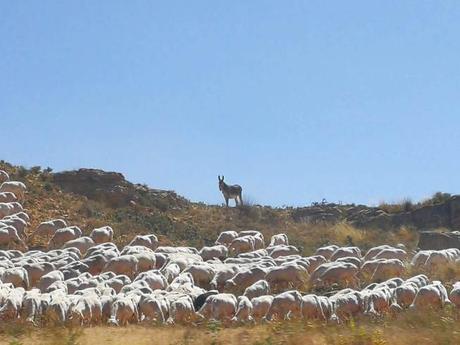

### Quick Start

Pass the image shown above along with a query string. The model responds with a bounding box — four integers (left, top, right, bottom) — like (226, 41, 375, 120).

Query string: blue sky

(1, 1, 459, 206)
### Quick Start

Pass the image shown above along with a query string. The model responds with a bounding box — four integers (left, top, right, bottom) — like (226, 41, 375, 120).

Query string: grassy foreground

(1, 309, 459, 345)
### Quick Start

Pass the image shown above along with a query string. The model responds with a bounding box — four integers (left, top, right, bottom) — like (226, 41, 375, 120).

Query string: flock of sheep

(1, 169, 460, 327)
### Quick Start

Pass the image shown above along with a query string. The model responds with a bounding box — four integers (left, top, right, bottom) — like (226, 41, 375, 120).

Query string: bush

(16, 166, 28, 179)
(426, 192, 451, 206)
(401, 198, 413, 212)
(30, 166, 42, 174)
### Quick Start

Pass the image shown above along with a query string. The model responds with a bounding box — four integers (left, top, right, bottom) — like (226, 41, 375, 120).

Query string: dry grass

(1, 309, 460, 345)
(406, 261, 460, 287)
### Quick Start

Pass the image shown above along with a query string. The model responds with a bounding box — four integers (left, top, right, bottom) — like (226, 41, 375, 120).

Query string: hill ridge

(1, 160, 458, 253)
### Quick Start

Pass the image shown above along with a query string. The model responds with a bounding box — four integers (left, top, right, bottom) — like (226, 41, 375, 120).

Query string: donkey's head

(218, 175, 225, 191)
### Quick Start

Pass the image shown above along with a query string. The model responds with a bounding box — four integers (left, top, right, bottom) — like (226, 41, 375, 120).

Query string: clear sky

(1, 1, 459, 206)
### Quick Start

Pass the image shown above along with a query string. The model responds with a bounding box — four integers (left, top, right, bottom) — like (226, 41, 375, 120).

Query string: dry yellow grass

(1, 309, 459, 345)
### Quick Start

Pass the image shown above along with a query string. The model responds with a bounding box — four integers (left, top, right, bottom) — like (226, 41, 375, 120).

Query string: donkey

(218, 176, 243, 207)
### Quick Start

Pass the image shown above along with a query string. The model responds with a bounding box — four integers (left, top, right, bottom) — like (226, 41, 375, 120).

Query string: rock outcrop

(291, 196, 460, 231)
(417, 231, 460, 250)
(53, 169, 188, 210)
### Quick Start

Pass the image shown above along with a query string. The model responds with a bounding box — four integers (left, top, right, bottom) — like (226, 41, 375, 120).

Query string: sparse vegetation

(379, 192, 453, 214)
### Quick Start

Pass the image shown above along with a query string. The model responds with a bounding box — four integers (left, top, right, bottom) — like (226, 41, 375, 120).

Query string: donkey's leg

(239, 192, 243, 206)
(225, 197, 229, 207)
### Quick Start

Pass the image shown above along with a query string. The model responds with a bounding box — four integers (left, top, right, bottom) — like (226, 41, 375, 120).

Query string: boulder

(53, 168, 188, 209)
(417, 231, 460, 250)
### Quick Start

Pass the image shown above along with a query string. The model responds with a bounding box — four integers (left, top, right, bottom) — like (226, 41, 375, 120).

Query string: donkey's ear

(222, 176, 224, 181)
(218, 175, 221, 181)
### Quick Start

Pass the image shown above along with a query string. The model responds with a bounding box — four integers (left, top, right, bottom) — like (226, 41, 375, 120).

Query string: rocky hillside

(1, 160, 458, 252)
(292, 195, 460, 230)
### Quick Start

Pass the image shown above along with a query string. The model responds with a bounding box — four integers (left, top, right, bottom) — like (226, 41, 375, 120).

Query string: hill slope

(2, 161, 458, 253)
